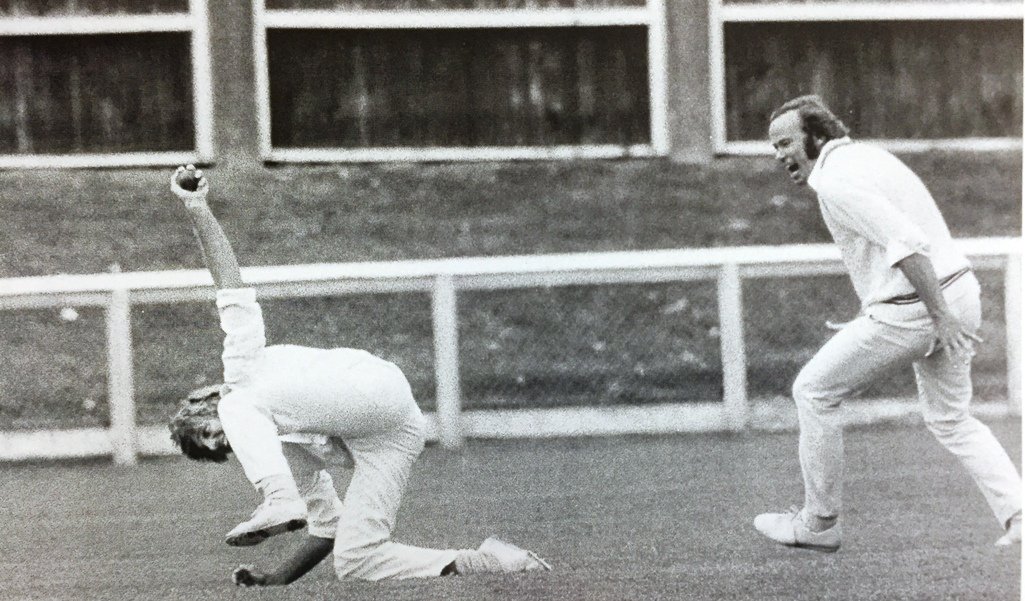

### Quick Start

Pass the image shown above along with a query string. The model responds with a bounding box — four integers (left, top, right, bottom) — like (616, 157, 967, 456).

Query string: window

(255, 0, 669, 162)
(0, 0, 213, 167)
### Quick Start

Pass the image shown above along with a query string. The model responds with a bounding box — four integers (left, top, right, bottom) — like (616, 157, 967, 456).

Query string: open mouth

(784, 163, 803, 181)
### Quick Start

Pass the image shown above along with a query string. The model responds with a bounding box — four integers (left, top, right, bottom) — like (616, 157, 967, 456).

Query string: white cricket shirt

(216, 288, 406, 438)
(807, 138, 970, 308)
(215, 287, 377, 538)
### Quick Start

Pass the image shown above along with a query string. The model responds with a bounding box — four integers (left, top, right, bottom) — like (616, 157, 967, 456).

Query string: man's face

(768, 110, 820, 186)
(198, 420, 228, 452)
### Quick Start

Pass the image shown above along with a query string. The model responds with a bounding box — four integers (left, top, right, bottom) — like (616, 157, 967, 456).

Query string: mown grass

(1, 422, 1020, 601)
(0, 152, 1020, 429)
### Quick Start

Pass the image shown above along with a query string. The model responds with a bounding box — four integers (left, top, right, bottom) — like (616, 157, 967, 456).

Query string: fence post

(106, 284, 136, 465)
(432, 274, 462, 449)
(717, 263, 748, 430)
(1005, 253, 1021, 416)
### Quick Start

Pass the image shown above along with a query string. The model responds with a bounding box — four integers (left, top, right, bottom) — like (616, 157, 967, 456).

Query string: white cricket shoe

(474, 537, 552, 573)
(995, 512, 1021, 546)
(225, 498, 308, 547)
(754, 507, 841, 553)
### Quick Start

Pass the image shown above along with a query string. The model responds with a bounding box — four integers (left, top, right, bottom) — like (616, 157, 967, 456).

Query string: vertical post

(647, 0, 670, 156)
(252, 0, 272, 161)
(107, 284, 136, 465)
(666, 0, 714, 162)
(717, 263, 748, 430)
(1005, 253, 1021, 416)
(707, 0, 726, 155)
(189, 0, 215, 161)
(432, 274, 463, 449)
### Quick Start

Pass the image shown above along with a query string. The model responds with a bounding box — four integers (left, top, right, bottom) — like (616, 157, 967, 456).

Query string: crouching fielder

(166, 166, 550, 585)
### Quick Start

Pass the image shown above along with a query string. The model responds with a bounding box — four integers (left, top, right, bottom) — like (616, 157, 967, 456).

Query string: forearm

(896, 253, 952, 319)
(185, 203, 243, 290)
(264, 535, 335, 585)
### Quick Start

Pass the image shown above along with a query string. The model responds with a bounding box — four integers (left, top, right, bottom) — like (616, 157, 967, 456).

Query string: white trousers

(793, 273, 1021, 526)
(219, 360, 464, 581)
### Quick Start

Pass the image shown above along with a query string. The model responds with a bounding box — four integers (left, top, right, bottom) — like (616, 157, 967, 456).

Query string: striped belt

(883, 267, 972, 305)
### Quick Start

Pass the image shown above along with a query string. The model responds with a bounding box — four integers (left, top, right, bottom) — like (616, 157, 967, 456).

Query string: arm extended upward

(170, 166, 243, 289)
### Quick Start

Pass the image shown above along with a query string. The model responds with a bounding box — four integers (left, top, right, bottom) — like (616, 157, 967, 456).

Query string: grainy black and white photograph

(0, 0, 1021, 599)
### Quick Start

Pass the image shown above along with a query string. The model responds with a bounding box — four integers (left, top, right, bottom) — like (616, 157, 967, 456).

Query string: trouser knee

(333, 541, 375, 580)
(792, 371, 838, 414)
(924, 412, 976, 440)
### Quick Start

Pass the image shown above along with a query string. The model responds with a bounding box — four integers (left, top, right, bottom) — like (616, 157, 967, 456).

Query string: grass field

(3, 420, 1020, 601)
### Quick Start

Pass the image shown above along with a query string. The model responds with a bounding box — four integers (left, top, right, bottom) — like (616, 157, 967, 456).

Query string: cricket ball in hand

(176, 168, 202, 192)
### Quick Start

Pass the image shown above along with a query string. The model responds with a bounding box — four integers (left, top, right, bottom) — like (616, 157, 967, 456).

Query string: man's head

(768, 95, 849, 185)
(168, 384, 232, 462)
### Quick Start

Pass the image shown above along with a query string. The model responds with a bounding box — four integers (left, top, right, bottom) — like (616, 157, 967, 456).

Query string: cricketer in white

(754, 96, 1022, 552)
(166, 166, 551, 586)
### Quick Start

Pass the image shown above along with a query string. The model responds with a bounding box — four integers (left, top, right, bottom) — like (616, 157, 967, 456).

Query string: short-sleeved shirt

(807, 138, 970, 308)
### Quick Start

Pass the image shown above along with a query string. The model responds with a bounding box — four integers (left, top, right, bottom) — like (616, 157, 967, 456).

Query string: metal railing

(0, 237, 1019, 463)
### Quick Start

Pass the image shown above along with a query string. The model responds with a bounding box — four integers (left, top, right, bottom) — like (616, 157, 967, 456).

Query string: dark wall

(724, 20, 1024, 140)
(267, 27, 650, 148)
(0, 4, 1020, 162)
(0, 33, 193, 154)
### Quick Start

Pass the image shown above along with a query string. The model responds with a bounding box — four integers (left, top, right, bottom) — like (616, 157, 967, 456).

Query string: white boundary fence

(0, 237, 1019, 463)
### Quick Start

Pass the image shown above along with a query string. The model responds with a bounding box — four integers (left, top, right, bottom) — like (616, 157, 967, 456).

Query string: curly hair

(168, 385, 232, 463)
(770, 95, 850, 157)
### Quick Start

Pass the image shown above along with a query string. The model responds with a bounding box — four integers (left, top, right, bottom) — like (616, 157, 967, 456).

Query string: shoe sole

(788, 541, 841, 553)
(225, 518, 307, 547)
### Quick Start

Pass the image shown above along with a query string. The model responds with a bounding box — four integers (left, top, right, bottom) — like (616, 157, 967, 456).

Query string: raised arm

(169, 165, 243, 289)
(170, 166, 263, 390)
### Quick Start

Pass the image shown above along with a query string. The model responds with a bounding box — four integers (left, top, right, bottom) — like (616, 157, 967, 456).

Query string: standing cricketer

(166, 166, 551, 584)
(754, 95, 1022, 551)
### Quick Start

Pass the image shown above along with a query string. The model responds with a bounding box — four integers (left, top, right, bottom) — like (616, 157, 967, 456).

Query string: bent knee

(333, 545, 369, 580)
(792, 372, 838, 411)
(333, 542, 385, 581)
(924, 412, 978, 437)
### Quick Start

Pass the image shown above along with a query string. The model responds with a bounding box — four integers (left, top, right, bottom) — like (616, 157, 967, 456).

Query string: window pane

(0, 33, 193, 154)
(268, 27, 650, 148)
(724, 20, 1023, 140)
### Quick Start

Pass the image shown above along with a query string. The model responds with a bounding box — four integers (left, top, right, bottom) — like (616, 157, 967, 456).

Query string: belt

(883, 267, 971, 305)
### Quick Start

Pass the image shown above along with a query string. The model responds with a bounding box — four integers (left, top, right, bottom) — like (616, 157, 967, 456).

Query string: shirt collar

(808, 136, 853, 190)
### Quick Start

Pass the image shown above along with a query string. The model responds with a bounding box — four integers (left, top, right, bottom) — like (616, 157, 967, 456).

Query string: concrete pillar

(665, 0, 714, 163)
(207, 0, 260, 169)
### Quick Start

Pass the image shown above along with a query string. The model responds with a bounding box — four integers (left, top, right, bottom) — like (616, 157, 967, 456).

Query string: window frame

(0, 0, 214, 168)
(253, 1, 670, 163)
(708, 0, 1024, 155)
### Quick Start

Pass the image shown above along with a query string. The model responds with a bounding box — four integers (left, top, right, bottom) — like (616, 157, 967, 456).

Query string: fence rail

(0, 237, 1019, 463)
